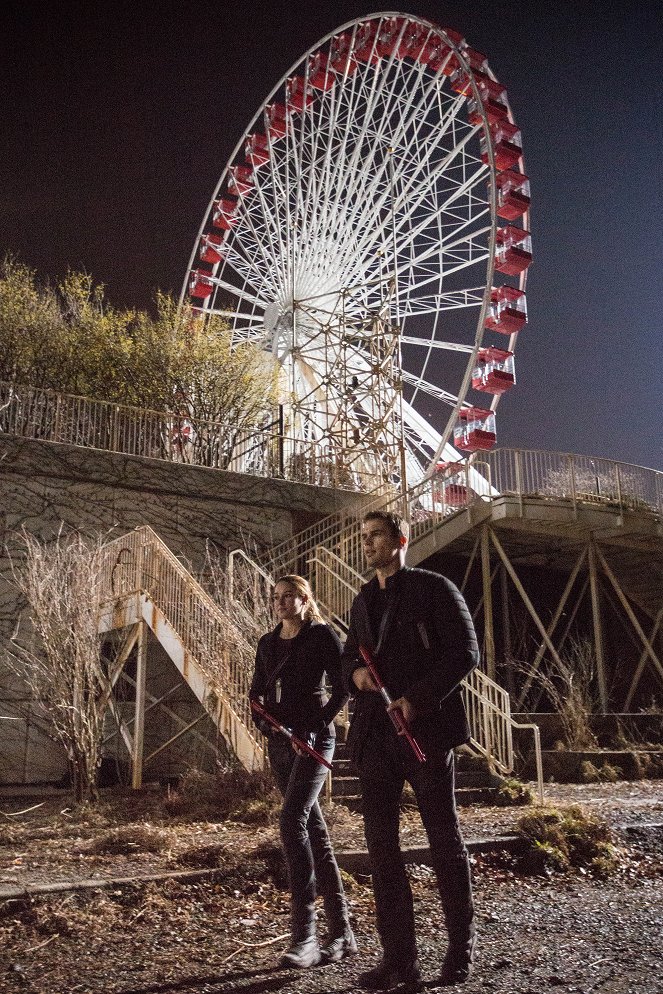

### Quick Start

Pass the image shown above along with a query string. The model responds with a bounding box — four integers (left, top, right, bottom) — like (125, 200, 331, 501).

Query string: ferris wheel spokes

(184, 12, 531, 486)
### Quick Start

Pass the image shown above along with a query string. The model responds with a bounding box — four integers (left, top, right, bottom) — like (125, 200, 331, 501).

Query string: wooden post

(132, 621, 147, 789)
(481, 525, 496, 679)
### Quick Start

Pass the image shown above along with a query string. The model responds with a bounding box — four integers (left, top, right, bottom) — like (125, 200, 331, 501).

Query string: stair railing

(99, 525, 265, 771)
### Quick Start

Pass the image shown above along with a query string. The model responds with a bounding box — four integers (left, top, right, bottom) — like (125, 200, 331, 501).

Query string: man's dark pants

(357, 733, 475, 965)
(269, 732, 348, 942)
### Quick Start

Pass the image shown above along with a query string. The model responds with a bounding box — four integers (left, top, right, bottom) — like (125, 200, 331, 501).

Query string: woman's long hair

(274, 574, 324, 623)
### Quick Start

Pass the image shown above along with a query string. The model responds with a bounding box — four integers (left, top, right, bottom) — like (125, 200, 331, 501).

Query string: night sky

(1, 1, 661, 470)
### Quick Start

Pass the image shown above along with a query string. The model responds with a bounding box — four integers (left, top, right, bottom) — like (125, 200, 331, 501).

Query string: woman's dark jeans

(268, 731, 349, 942)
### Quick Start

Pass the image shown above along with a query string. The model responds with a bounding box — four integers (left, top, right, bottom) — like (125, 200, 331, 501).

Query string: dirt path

(0, 781, 661, 993)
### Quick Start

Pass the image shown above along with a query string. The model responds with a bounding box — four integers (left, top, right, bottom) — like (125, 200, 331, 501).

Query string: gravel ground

(1, 843, 661, 994)
(0, 781, 661, 993)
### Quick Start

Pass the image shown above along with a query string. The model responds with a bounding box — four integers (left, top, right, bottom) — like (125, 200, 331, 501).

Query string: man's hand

(387, 696, 417, 729)
(352, 665, 379, 692)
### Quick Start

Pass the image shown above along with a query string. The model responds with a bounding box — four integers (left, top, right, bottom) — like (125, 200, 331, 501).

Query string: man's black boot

(358, 957, 422, 991)
(438, 936, 476, 986)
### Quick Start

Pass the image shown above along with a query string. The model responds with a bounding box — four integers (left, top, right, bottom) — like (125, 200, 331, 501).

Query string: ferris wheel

(183, 13, 531, 489)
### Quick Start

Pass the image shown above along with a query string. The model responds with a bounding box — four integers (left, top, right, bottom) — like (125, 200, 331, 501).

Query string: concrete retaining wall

(0, 436, 361, 784)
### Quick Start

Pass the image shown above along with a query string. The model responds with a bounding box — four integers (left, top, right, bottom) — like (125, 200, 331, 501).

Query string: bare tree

(4, 528, 116, 803)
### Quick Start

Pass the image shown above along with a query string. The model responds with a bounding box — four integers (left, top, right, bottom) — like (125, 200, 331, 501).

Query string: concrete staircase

(330, 739, 502, 810)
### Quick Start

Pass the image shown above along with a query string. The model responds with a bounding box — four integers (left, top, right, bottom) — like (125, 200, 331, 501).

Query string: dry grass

(163, 766, 280, 825)
(86, 824, 173, 855)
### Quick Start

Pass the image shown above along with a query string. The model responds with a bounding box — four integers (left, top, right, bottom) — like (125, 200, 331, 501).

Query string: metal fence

(0, 380, 378, 491)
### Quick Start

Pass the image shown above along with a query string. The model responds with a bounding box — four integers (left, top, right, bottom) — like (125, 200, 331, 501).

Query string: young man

(342, 510, 480, 991)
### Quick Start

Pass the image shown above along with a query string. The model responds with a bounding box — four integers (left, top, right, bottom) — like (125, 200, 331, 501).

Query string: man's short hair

(362, 509, 409, 543)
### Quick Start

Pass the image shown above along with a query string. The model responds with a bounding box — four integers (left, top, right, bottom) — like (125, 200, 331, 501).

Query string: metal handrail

(0, 379, 379, 491)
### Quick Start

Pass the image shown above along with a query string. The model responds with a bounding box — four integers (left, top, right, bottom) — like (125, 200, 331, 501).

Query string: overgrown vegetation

(0, 255, 280, 464)
(495, 777, 534, 807)
(87, 824, 172, 855)
(163, 767, 280, 826)
(579, 759, 622, 784)
(516, 804, 619, 877)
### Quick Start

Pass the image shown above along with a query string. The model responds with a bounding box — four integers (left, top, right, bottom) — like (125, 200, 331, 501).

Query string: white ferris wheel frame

(181, 12, 530, 489)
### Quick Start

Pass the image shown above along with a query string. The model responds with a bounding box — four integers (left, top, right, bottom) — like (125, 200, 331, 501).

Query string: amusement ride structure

(183, 12, 532, 491)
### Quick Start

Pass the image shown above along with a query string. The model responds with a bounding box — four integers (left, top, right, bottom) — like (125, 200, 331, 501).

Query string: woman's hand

(352, 665, 379, 692)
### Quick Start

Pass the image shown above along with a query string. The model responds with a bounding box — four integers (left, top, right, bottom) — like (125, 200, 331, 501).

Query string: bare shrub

(4, 528, 122, 803)
(517, 638, 600, 750)
(163, 765, 280, 824)
(215, 766, 280, 825)
(87, 824, 172, 855)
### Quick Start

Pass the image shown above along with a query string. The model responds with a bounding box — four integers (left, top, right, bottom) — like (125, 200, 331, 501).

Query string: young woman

(249, 575, 357, 969)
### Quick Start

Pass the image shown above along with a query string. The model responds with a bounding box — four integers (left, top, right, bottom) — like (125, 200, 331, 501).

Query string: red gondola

(199, 232, 226, 265)
(472, 347, 515, 394)
(189, 270, 214, 299)
(495, 226, 532, 276)
(454, 407, 497, 452)
(484, 285, 528, 334)
(496, 170, 531, 220)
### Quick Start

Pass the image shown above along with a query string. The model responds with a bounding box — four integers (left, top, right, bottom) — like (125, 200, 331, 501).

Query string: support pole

(132, 621, 147, 789)
(461, 535, 480, 595)
(591, 546, 663, 705)
(588, 537, 608, 712)
(490, 530, 568, 678)
(481, 525, 496, 679)
(500, 565, 514, 697)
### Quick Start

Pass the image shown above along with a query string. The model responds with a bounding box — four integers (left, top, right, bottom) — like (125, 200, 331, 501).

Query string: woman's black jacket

(341, 567, 480, 760)
(250, 620, 348, 739)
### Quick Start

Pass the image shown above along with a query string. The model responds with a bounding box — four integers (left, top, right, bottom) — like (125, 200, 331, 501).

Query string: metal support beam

(516, 546, 588, 709)
(481, 525, 496, 679)
(587, 537, 608, 712)
(489, 529, 568, 683)
(528, 575, 589, 713)
(500, 566, 514, 697)
(131, 621, 147, 789)
(471, 563, 499, 623)
(98, 624, 140, 714)
(592, 546, 663, 704)
(144, 713, 208, 763)
(460, 535, 480, 595)
(624, 606, 663, 710)
(113, 673, 218, 759)
(107, 698, 133, 756)
(102, 681, 181, 746)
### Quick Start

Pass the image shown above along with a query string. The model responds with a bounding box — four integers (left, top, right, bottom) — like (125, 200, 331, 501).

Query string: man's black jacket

(341, 567, 480, 760)
(250, 620, 348, 739)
